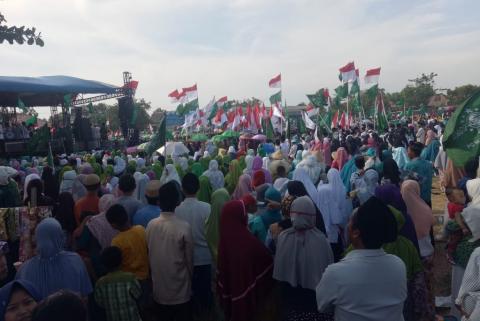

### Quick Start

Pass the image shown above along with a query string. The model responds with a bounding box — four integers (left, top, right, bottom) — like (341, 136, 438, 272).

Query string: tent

(0, 75, 119, 107)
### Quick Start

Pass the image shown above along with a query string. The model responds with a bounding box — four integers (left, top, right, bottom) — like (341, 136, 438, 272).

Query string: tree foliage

(447, 84, 480, 105)
(0, 12, 44, 46)
(88, 99, 152, 131)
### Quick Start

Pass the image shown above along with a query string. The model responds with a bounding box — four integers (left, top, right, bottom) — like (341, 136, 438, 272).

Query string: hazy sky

(1, 0, 479, 119)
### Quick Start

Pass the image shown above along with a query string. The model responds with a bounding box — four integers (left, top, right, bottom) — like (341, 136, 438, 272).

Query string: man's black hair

(354, 156, 365, 170)
(145, 195, 158, 206)
(100, 246, 123, 272)
(106, 204, 129, 227)
(158, 181, 181, 212)
(182, 173, 200, 195)
(277, 165, 286, 177)
(118, 174, 136, 193)
(465, 157, 479, 179)
(408, 142, 424, 157)
(32, 291, 87, 321)
(352, 197, 398, 249)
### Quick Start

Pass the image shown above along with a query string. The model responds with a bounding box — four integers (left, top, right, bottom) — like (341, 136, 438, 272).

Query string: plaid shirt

(94, 271, 143, 321)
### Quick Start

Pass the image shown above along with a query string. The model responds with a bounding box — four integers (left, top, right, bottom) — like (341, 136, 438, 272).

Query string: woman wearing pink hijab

(232, 174, 253, 200)
(331, 147, 348, 171)
(323, 138, 332, 167)
(401, 179, 436, 317)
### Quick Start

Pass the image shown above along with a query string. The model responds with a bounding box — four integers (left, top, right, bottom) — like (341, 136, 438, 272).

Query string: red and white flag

(253, 103, 261, 129)
(217, 96, 228, 107)
(331, 111, 339, 128)
(260, 104, 267, 119)
(339, 112, 346, 129)
(269, 74, 281, 88)
(339, 62, 356, 83)
(212, 108, 227, 127)
(365, 67, 381, 85)
(272, 103, 285, 120)
(347, 112, 353, 128)
(168, 89, 182, 103)
(231, 106, 243, 130)
(182, 84, 198, 100)
(306, 103, 319, 117)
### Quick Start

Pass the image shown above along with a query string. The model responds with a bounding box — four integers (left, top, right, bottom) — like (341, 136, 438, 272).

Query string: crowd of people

(0, 117, 479, 321)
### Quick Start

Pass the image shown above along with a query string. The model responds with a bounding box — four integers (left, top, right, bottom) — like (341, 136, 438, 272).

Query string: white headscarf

(23, 173, 40, 200)
(114, 156, 126, 175)
(296, 155, 323, 185)
(274, 196, 333, 290)
(202, 160, 225, 191)
(159, 164, 181, 186)
(243, 155, 254, 174)
(262, 157, 270, 171)
(0, 166, 17, 186)
(293, 167, 320, 210)
(133, 172, 150, 203)
(357, 169, 379, 204)
(59, 170, 76, 194)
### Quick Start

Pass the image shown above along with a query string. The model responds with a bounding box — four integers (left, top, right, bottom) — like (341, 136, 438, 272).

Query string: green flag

(306, 89, 326, 107)
(350, 80, 360, 96)
(64, 94, 72, 108)
(406, 107, 413, 117)
(208, 103, 218, 120)
(443, 90, 480, 166)
(146, 112, 167, 155)
(269, 91, 282, 105)
(17, 98, 28, 113)
(87, 103, 94, 114)
(352, 93, 362, 112)
(25, 115, 37, 127)
(366, 85, 378, 100)
(334, 84, 348, 99)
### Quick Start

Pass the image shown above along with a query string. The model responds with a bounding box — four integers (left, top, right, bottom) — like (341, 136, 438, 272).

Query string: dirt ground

(431, 176, 455, 318)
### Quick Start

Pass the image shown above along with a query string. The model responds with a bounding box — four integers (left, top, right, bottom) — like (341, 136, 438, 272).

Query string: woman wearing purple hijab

(249, 156, 272, 184)
(375, 184, 420, 254)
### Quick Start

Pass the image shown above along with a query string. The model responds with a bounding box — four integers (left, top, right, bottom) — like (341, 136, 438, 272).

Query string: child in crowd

(94, 246, 143, 321)
(445, 187, 469, 264)
(106, 204, 149, 282)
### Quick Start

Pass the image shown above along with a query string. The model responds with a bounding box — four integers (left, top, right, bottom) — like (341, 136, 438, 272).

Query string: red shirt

(447, 202, 464, 220)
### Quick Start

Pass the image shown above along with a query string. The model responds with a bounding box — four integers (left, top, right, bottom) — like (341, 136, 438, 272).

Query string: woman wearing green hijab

(197, 176, 213, 204)
(190, 163, 204, 178)
(205, 188, 230, 264)
(224, 160, 242, 194)
(200, 156, 211, 172)
(238, 155, 246, 171)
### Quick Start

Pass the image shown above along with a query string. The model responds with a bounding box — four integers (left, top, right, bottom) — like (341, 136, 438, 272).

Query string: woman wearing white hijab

(59, 170, 76, 194)
(243, 155, 254, 175)
(202, 160, 225, 191)
(159, 164, 181, 186)
(356, 169, 379, 205)
(296, 155, 323, 185)
(133, 172, 150, 204)
(113, 156, 126, 175)
(274, 196, 334, 320)
(23, 173, 40, 201)
(317, 169, 352, 256)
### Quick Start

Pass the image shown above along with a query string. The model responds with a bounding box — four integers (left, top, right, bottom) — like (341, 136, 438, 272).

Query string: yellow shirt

(111, 225, 149, 280)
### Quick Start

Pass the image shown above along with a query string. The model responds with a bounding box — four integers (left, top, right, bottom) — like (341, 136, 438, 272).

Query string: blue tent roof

(0, 75, 120, 107)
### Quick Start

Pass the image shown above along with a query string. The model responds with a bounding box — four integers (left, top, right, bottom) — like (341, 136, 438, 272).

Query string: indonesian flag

(253, 104, 261, 129)
(269, 74, 281, 88)
(339, 112, 346, 129)
(125, 80, 139, 90)
(232, 106, 243, 130)
(331, 111, 339, 128)
(365, 67, 381, 85)
(217, 96, 228, 107)
(339, 62, 357, 83)
(246, 105, 258, 131)
(182, 84, 198, 100)
(260, 104, 267, 119)
(196, 109, 206, 127)
(346, 112, 354, 128)
(212, 108, 227, 127)
(168, 89, 182, 103)
(302, 111, 316, 130)
(306, 103, 319, 117)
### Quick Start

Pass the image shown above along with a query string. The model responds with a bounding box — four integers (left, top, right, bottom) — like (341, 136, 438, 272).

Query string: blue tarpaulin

(0, 75, 120, 107)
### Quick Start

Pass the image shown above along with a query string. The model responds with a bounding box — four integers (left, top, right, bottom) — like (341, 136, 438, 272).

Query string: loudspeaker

(118, 97, 134, 121)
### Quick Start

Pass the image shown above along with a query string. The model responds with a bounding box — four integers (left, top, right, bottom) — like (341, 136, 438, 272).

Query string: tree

(447, 84, 480, 105)
(0, 12, 44, 46)
(401, 72, 437, 107)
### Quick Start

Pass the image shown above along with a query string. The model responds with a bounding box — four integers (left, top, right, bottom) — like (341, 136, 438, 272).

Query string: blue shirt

(133, 204, 161, 228)
(405, 158, 433, 203)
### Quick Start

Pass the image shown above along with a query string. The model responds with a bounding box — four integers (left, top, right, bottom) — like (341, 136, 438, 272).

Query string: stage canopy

(0, 75, 119, 107)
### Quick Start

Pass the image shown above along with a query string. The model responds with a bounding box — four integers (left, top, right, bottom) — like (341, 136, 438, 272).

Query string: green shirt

(94, 271, 142, 321)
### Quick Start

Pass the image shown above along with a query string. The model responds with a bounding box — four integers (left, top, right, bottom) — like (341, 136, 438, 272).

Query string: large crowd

(0, 117, 479, 321)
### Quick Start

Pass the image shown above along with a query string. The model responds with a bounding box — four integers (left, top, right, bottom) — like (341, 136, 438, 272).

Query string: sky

(1, 0, 479, 119)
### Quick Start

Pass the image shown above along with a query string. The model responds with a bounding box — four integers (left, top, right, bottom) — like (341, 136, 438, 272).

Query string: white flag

(301, 111, 316, 130)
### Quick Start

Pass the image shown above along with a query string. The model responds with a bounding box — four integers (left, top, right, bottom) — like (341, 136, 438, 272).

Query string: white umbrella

(157, 141, 189, 156)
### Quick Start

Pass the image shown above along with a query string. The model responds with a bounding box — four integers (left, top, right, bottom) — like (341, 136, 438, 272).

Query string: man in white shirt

(316, 197, 407, 321)
(175, 173, 213, 312)
(146, 181, 194, 321)
(416, 122, 426, 145)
